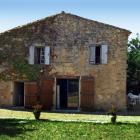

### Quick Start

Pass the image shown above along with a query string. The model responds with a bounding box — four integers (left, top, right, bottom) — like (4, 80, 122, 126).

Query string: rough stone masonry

(0, 12, 131, 111)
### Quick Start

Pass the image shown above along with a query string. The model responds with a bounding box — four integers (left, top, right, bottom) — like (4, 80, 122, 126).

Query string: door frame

(54, 76, 81, 110)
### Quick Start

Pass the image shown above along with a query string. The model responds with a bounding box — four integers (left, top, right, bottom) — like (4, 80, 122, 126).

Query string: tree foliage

(127, 34, 140, 94)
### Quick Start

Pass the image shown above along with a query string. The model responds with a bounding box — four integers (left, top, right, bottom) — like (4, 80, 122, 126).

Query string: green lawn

(0, 109, 140, 140)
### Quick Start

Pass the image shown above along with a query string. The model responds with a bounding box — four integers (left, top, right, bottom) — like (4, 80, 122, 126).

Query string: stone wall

(0, 81, 13, 106)
(0, 12, 130, 110)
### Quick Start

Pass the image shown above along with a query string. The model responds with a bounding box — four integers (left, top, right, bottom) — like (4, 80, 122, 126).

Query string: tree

(127, 34, 140, 94)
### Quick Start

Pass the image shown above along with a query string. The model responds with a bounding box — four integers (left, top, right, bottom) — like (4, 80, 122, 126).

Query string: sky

(0, 0, 139, 39)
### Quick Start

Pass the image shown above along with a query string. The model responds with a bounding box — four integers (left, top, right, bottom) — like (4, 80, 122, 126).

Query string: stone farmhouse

(0, 12, 131, 111)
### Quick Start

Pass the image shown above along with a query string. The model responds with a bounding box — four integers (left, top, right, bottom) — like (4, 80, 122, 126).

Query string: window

(89, 44, 108, 64)
(95, 45, 101, 64)
(28, 46, 50, 65)
(34, 47, 45, 64)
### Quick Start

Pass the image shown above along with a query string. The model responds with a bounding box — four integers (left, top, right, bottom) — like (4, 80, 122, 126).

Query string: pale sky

(0, 0, 139, 39)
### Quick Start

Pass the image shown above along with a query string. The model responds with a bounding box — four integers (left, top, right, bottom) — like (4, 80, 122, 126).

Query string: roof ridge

(64, 12, 131, 34)
(0, 11, 131, 36)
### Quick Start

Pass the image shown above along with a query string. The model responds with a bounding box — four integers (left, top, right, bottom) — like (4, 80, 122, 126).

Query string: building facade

(0, 12, 131, 111)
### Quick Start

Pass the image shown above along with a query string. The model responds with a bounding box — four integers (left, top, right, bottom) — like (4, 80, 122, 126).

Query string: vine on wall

(0, 55, 41, 81)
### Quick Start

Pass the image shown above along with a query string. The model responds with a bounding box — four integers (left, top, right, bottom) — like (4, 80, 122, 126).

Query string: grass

(0, 109, 140, 140)
(1, 109, 140, 123)
(0, 119, 140, 140)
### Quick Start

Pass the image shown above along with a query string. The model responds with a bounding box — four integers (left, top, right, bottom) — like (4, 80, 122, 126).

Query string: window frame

(89, 44, 108, 65)
(34, 46, 45, 65)
(28, 46, 50, 65)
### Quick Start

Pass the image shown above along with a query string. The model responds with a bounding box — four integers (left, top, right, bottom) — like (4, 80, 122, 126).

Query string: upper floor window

(89, 44, 108, 64)
(28, 46, 50, 65)
(34, 47, 45, 64)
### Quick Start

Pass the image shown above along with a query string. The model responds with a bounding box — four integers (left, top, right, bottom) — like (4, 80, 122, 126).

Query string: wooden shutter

(101, 45, 108, 64)
(24, 82, 37, 108)
(28, 46, 35, 64)
(45, 47, 50, 65)
(89, 46, 95, 64)
(80, 76, 94, 111)
(40, 78, 54, 110)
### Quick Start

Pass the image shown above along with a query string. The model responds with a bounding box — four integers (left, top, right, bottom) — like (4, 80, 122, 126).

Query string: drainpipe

(78, 76, 81, 111)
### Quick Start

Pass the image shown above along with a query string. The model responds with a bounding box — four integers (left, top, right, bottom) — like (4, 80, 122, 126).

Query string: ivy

(0, 54, 42, 81)
(10, 57, 41, 81)
(0, 72, 11, 81)
(0, 50, 9, 61)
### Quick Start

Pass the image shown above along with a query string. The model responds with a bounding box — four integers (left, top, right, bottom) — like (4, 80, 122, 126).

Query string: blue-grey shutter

(101, 45, 108, 64)
(28, 46, 34, 64)
(89, 46, 95, 64)
(45, 46, 50, 65)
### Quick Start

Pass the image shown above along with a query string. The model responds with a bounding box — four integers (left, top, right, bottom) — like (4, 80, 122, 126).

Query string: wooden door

(24, 78, 54, 110)
(24, 82, 38, 108)
(80, 76, 94, 111)
(40, 78, 54, 110)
